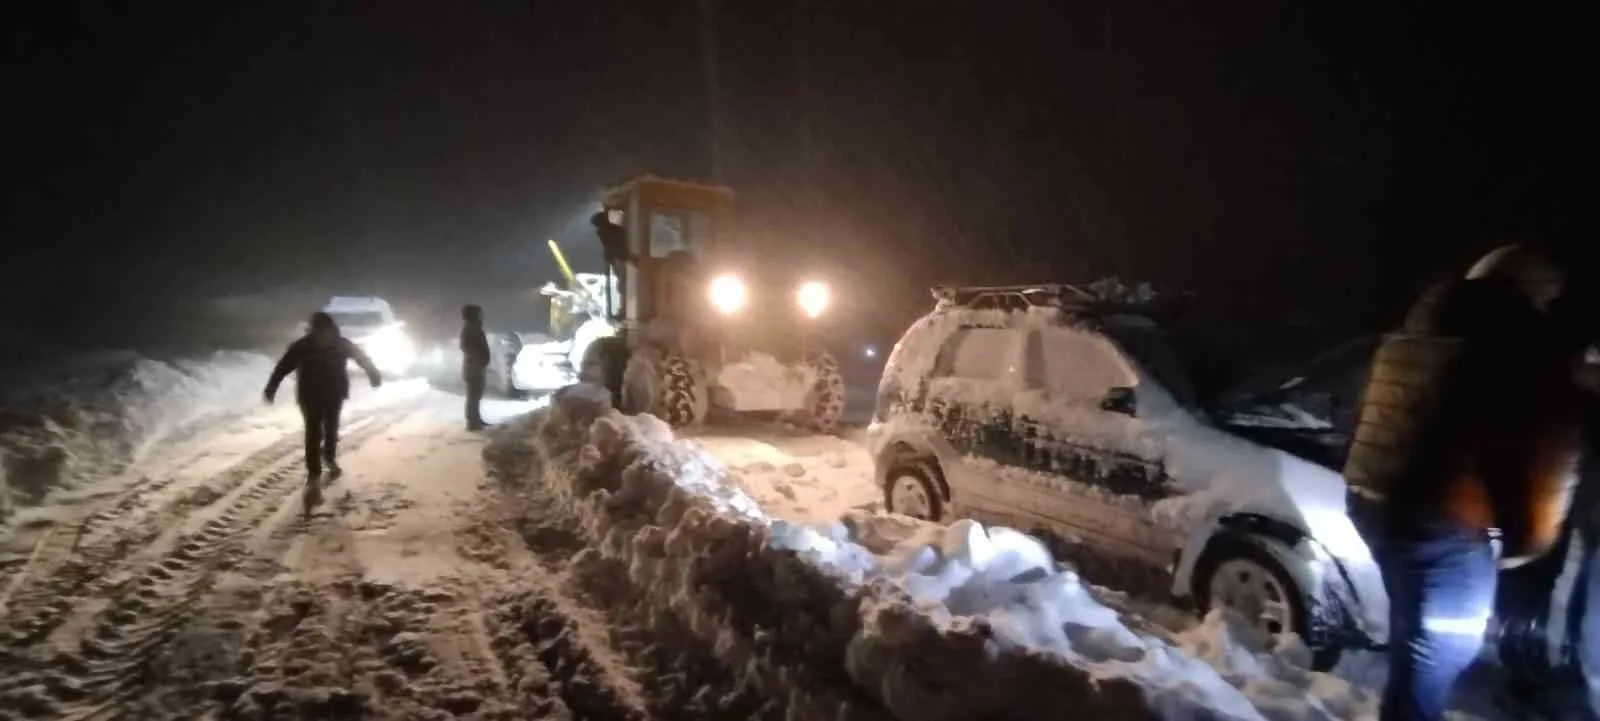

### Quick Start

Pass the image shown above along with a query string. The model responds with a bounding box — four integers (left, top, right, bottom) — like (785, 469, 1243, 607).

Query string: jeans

(1582, 530, 1600, 718)
(1350, 495, 1498, 721)
(463, 365, 486, 428)
(299, 399, 343, 478)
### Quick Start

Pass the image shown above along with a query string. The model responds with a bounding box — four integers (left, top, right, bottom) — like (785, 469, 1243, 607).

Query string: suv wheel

(1193, 533, 1342, 670)
(883, 463, 943, 522)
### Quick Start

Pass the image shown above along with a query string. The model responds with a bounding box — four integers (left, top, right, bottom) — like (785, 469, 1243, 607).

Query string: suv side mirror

(1100, 386, 1138, 417)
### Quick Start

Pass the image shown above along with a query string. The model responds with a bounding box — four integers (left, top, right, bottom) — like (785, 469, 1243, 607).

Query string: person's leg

(465, 367, 486, 428)
(300, 401, 323, 479)
(1378, 521, 1497, 721)
(1581, 529, 1600, 719)
(323, 399, 343, 475)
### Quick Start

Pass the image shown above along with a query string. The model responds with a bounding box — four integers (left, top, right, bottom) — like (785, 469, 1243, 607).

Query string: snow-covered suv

(864, 283, 1389, 669)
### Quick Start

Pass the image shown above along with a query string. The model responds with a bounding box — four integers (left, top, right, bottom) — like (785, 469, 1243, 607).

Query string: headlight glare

(797, 281, 830, 318)
(709, 274, 748, 316)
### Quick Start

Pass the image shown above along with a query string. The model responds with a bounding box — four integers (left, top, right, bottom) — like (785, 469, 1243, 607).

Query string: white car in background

(320, 296, 417, 378)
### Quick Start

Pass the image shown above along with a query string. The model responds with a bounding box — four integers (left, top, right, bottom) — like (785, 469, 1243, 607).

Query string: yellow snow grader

(578, 175, 846, 431)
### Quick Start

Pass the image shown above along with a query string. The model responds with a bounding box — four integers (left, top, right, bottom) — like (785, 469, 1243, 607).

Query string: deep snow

(1, 351, 273, 524)
(0, 350, 1576, 720)
(504, 383, 1393, 720)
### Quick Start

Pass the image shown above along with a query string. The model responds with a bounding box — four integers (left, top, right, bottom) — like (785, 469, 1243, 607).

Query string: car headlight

(363, 326, 416, 369)
(797, 280, 830, 318)
(709, 274, 748, 316)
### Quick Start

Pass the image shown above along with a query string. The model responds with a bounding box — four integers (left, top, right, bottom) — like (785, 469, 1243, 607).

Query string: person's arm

(462, 327, 491, 367)
(344, 338, 383, 387)
(473, 328, 491, 367)
(264, 342, 302, 401)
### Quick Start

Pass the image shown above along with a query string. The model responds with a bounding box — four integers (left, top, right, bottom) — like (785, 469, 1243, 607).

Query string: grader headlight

(709, 274, 749, 316)
(797, 281, 830, 319)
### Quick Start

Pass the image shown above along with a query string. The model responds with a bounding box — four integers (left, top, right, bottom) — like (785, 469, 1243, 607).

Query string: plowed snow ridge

(488, 384, 1388, 721)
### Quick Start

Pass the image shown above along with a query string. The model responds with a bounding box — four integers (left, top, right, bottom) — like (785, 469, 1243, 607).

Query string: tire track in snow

(438, 503, 651, 720)
(115, 472, 643, 720)
(0, 408, 414, 720)
(484, 590, 649, 721)
(0, 431, 310, 648)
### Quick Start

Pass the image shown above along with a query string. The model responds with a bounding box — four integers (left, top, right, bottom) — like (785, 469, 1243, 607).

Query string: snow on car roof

(322, 296, 394, 312)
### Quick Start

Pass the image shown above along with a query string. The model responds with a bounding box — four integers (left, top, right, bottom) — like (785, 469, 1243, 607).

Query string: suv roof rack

(930, 281, 1190, 317)
(930, 283, 1097, 310)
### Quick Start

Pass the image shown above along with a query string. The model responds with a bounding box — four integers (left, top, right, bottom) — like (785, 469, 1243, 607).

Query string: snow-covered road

(0, 380, 889, 720)
(0, 369, 1565, 721)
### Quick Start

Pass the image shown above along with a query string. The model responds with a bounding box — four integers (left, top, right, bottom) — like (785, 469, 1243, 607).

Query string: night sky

(3, 1, 1586, 358)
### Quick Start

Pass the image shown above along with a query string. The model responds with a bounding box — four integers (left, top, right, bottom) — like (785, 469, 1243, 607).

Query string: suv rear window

(934, 327, 1013, 379)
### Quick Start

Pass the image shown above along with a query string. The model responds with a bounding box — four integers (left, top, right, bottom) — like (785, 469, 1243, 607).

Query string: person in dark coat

(592, 210, 629, 321)
(460, 304, 490, 431)
(1343, 244, 1591, 721)
(265, 312, 382, 502)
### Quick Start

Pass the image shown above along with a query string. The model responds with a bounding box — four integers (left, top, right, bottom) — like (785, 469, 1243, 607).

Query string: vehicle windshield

(1215, 336, 1377, 429)
(1211, 336, 1379, 470)
(327, 310, 387, 329)
(1097, 314, 1201, 410)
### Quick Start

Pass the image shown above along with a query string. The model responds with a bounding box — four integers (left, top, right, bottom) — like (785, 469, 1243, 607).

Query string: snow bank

(0, 351, 272, 520)
(503, 384, 1380, 720)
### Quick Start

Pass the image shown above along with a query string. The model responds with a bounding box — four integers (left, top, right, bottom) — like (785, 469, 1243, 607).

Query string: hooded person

(459, 304, 490, 430)
(265, 311, 382, 512)
(1343, 243, 1591, 721)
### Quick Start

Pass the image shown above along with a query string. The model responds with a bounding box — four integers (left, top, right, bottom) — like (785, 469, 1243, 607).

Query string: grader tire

(803, 351, 846, 434)
(659, 353, 703, 428)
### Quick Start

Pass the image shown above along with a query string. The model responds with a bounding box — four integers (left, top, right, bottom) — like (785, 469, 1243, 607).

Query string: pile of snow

(499, 383, 1380, 720)
(0, 351, 272, 521)
(713, 351, 816, 411)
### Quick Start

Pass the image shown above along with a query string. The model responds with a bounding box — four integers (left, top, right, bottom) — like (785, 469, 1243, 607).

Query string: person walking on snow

(460, 304, 490, 431)
(1342, 244, 1592, 721)
(264, 311, 382, 510)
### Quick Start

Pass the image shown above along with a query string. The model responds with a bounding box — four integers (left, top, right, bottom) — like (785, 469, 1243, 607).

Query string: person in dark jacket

(1343, 244, 1591, 721)
(592, 210, 629, 321)
(265, 312, 382, 506)
(460, 304, 490, 430)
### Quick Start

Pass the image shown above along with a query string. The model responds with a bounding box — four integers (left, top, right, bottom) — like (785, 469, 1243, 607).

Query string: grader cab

(578, 175, 846, 431)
